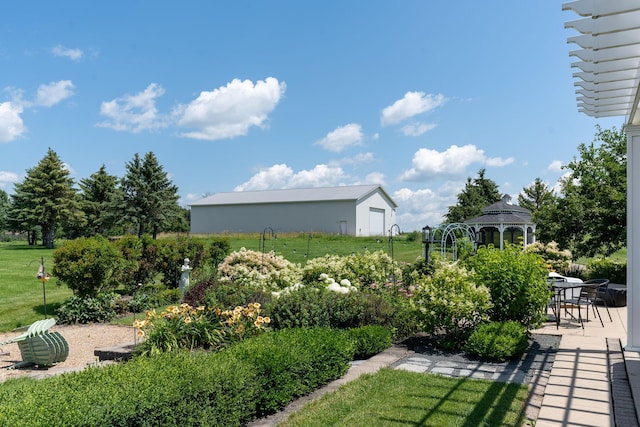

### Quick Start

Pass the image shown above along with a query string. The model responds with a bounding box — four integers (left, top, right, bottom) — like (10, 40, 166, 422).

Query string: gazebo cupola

(464, 195, 535, 250)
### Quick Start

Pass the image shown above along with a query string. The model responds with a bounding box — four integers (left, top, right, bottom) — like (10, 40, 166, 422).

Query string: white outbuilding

(189, 184, 398, 236)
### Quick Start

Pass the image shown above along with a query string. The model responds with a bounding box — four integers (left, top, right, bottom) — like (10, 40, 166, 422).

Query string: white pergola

(564, 0, 640, 350)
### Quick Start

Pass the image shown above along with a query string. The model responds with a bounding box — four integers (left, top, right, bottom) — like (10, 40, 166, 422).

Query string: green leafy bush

(155, 237, 207, 289)
(464, 321, 529, 362)
(266, 286, 401, 332)
(347, 325, 392, 359)
(0, 350, 259, 427)
(411, 259, 492, 345)
(587, 257, 626, 284)
(56, 292, 118, 324)
(52, 235, 125, 297)
(465, 244, 551, 329)
(227, 327, 353, 416)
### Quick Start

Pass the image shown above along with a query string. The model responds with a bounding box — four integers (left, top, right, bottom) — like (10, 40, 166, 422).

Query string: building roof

(190, 184, 398, 208)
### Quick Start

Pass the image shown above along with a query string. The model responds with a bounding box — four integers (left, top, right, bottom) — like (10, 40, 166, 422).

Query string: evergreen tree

(8, 148, 82, 248)
(518, 178, 559, 244)
(0, 189, 8, 232)
(445, 168, 501, 223)
(120, 152, 181, 239)
(78, 165, 120, 236)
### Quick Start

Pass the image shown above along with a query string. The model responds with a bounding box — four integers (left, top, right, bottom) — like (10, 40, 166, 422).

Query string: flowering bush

(217, 248, 302, 291)
(411, 260, 492, 346)
(319, 274, 357, 294)
(134, 302, 270, 356)
(525, 241, 572, 274)
(302, 250, 399, 289)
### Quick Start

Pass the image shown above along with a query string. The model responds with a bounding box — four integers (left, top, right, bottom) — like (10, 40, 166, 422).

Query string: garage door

(369, 208, 385, 236)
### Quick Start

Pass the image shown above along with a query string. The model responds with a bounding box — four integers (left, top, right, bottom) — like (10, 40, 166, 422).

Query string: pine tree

(120, 152, 181, 238)
(78, 165, 120, 236)
(445, 168, 501, 223)
(9, 148, 82, 248)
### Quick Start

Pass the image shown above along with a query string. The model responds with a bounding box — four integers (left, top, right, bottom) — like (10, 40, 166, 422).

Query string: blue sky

(0, 1, 623, 232)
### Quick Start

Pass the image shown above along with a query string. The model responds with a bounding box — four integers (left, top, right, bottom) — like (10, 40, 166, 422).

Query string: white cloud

(315, 123, 363, 152)
(336, 152, 375, 166)
(486, 156, 514, 167)
(401, 122, 437, 137)
(175, 77, 286, 141)
(399, 144, 512, 182)
(35, 80, 76, 107)
(393, 186, 454, 230)
(52, 45, 83, 61)
(381, 91, 445, 126)
(0, 171, 19, 188)
(362, 172, 386, 186)
(234, 163, 347, 191)
(0, 102, 26, 142)
(97, 83, 167, 133)
(547, 160, 564, 172)
(234, 164, 294, 191)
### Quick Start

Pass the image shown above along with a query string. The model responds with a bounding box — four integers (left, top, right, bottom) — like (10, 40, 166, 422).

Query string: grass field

(0, 242, 72, 332)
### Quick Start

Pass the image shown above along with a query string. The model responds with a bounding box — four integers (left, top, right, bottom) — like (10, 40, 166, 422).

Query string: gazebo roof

(465, 195, 533, 225)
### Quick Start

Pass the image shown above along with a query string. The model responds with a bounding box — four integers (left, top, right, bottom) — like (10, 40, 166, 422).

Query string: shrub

(464, 321, 529, 362)
(411, 260, 492, 346)
(56, 292, 118, 324)
(52, 236, 125, 297)
(227, 327, 353, 416)
(209, 237, 231, 269)
(155, 238, 207, 289)
(466, 244, 551, 329)
(347, 325, 392, 359)
(587, 257, 626, 284)
(113, 234, 159, 293)
(266, 286, 401, 332)
(0, 350, 259, 427)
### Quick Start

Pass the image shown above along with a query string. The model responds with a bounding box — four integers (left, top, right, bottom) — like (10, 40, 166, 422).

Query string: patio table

(549, 279, 585, 329)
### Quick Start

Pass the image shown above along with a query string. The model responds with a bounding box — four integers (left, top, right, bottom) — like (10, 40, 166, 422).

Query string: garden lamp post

(422, 225, 432, 263)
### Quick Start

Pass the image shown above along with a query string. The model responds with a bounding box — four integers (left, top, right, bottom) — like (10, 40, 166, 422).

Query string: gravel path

(0, 323, 135, 383)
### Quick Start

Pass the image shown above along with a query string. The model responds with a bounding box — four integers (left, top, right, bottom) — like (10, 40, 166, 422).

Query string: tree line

(445, 125, 626, 259)
(0, 149, 187, 248)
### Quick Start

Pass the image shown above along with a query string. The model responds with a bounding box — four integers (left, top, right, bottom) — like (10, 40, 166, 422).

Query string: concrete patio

(531, 303, 639, 426)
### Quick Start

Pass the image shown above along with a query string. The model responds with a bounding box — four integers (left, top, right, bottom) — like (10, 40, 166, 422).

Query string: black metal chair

(587, 278, 612, 322)
(566, 281, 605, 327)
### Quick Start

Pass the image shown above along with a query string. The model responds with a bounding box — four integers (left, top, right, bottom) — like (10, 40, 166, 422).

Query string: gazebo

(464, 195, 536, 250)
(564, 0, 640, 350)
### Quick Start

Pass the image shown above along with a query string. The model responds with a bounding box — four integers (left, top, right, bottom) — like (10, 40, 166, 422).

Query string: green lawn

(0, 242, 72, 332)
(279, 368, 529, 427)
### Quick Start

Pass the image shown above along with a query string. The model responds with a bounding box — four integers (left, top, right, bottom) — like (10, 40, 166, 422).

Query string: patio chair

(586, 278, 612, 322)
(0, 318, 68, 368)
(565, 282, 604, 327)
